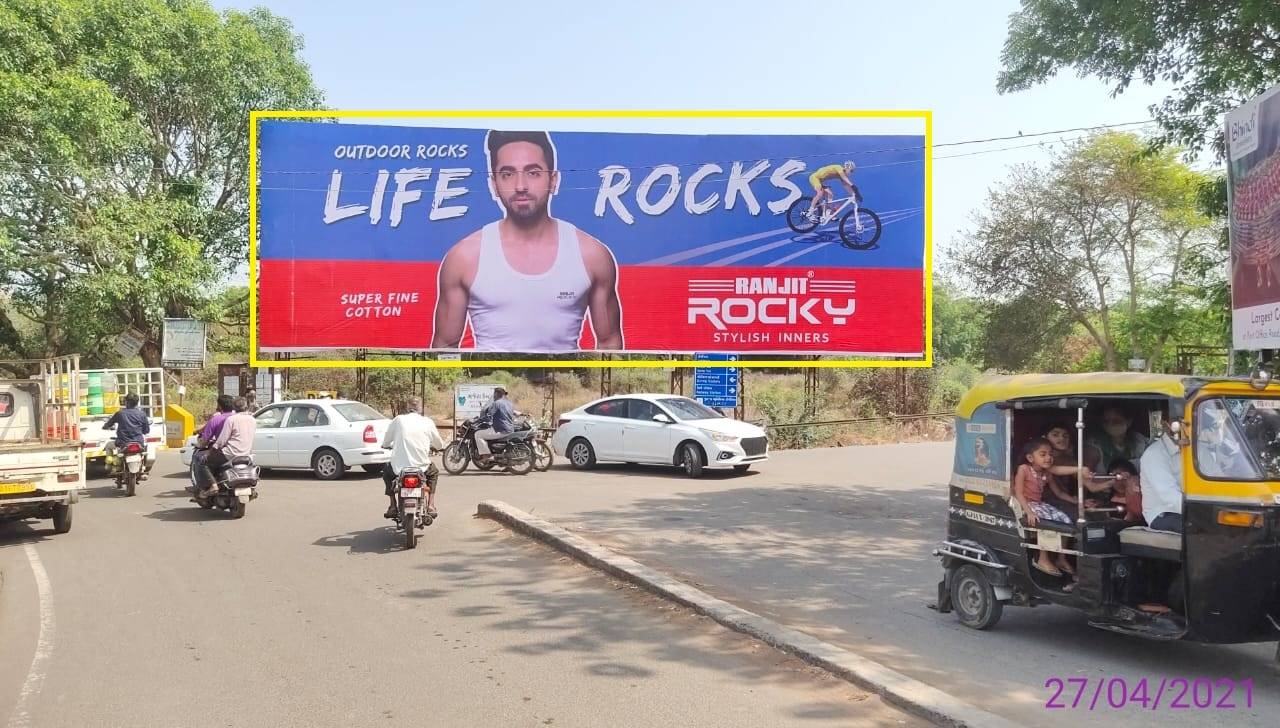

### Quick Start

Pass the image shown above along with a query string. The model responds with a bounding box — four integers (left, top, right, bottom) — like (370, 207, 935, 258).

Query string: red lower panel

(258, 260, 923, 354)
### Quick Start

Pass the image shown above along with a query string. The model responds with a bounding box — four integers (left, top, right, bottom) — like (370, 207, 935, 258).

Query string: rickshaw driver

(1197, 404, 1259, 480)
(1140, 419, 1184, 533)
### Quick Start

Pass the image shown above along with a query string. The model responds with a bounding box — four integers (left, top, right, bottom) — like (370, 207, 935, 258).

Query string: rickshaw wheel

(951, 565, 1003, 630)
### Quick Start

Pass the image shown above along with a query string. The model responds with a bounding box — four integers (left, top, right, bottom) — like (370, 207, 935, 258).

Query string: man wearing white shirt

(381, 397, 445, 520)
(1140, 421, 1184, 533)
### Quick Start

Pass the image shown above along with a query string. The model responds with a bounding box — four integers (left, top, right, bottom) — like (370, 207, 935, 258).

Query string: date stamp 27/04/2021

(1045, 677, 1255, 711)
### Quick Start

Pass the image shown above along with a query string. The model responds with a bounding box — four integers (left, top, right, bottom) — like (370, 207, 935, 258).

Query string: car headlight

(700, 429, 739, 444)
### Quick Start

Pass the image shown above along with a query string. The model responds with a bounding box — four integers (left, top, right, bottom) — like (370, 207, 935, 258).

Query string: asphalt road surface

(0, 452, 920, 728)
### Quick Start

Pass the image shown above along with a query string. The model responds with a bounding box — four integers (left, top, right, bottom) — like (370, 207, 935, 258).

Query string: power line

(2, 115, 1194, 181)
(934, 118, 1173, 148)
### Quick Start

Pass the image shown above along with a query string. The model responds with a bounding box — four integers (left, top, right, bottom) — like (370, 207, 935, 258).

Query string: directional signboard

(693, 353, 739, 409)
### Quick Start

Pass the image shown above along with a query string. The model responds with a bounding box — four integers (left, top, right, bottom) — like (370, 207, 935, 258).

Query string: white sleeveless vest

(466, 219, 592, 352)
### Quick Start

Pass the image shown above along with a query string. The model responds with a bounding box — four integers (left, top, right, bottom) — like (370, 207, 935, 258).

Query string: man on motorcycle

(474, 387, 524, 461)
(103, 393, 150, 479)
(381, 396, 445, 520)
(197, 397, 256, 499)
(189, 395, 235, 493)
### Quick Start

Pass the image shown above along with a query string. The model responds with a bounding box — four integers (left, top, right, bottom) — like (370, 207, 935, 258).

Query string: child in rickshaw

(1106, 458, 1145, 524)
(1013, 437, 1095, 577)
(1042, 423, 1109, 519)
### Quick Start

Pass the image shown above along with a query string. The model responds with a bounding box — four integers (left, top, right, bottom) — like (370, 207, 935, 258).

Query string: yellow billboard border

(248, 109, 933, 369)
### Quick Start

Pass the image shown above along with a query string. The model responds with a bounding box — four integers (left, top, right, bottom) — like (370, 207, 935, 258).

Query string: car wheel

(362, 464, 385, 475)
(679, 442, 704, 478)
(568, 438, 596, 469)
(312, 448, 345, 480)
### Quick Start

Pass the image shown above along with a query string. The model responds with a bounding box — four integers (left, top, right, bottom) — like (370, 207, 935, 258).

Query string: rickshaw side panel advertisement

(952, 404, 1007, 492)
(1228, 81, 1280, 350)
(256, 121, 926, 355)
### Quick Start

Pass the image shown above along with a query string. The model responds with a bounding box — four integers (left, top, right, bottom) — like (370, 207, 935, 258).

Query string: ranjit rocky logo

(686, 272, 856, 345)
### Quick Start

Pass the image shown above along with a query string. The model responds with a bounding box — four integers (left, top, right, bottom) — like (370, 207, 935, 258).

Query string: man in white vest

(431, 130, 624, 353)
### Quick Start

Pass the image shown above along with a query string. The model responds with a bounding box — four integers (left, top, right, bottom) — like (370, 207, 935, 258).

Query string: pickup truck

(78, 367, 164, 474)
(0, 356, 85, 534)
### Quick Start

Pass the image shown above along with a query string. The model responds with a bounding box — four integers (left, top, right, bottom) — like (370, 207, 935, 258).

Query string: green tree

(932, 281, 988, 364)
(0, 0, 323, 365)
(954, 132, 1214, 371)
(998, 0, 1280, 153)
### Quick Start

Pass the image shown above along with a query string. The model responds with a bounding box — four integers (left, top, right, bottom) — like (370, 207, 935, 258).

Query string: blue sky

(222, 0, 1185, 274)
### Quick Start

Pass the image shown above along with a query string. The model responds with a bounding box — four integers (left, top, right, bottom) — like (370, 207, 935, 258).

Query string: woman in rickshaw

(1084, 405, 1149, 475)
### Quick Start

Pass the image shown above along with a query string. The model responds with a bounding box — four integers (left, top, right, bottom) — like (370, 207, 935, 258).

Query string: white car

(551, 394, 768, 477)
(180, 399, 392, 480)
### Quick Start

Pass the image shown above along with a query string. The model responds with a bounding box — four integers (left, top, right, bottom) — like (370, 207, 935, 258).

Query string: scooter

(190, 448, 259, 518)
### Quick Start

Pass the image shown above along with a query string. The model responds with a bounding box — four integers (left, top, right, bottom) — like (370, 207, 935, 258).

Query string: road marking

(7, 545, 54, 728)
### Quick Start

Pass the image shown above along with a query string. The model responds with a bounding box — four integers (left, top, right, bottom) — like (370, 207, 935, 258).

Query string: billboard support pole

(275, 352, 290, 396)
(600, 355, 612, 398)
(803, 357, 820, 420)
(669, 356, 685, 395)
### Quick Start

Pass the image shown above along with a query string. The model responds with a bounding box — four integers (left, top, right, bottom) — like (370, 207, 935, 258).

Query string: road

(0, 453, 920, 728)
(498, 442, 1279, 728)
(6, 441, 1277, 727)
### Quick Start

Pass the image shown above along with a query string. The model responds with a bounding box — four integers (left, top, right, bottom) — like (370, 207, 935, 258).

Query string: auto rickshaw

(934, 372, 1280, 656)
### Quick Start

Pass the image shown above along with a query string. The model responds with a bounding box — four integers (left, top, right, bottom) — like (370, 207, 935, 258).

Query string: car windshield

(332, 402, 384, 422)
(1196, 397, 1280, 480)
(658, 397, 722, 421)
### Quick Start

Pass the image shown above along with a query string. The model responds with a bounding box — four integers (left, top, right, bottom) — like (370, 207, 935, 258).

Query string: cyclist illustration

(806, 160, 858, 218)
(785, 160, 882, 250)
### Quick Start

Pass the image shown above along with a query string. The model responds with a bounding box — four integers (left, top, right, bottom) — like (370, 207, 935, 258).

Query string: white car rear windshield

(333, 403, 384, 422)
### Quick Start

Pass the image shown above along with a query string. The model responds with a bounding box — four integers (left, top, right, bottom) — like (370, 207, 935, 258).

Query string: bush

(751, 383, 829, 449)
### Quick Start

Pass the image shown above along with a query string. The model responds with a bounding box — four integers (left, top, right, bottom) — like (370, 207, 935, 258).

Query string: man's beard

(505, 196, 547, 223)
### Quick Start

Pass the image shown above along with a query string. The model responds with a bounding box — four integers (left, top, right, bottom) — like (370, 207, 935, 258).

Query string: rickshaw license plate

(0, 482, 37, 495)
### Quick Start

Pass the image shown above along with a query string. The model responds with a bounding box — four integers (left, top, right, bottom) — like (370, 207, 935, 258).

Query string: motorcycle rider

(473, 387, 524, 462)
(197, 397, 256, 499)
(189, 395, 235, 493)
(382, 396, 445, 520)
(103, 393, 150, 480)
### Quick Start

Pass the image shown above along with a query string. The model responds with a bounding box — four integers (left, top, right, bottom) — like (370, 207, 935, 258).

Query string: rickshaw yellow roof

(956, 373, 1193, 419)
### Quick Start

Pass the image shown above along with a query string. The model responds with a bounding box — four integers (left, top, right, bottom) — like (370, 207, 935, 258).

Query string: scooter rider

(382, 396, 445, 520)
(189, 395, 235, 493)
(103, 393, 150, 479)
(197, 397, 256, 499)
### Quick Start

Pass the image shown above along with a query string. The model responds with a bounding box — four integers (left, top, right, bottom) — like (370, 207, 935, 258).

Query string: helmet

(843, 160, 856, 172)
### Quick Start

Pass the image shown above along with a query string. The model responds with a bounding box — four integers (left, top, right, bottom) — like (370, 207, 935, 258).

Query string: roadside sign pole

(735, 370, 746, 421)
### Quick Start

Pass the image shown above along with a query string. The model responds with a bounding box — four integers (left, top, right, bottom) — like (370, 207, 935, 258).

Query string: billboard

(1228, 82, 1280, 350)
(257, 120, 926, 356)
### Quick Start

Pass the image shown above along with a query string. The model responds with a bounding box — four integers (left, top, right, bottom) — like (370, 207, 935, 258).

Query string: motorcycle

(190, 447, 259, 519)
(106, 440, 147, 496)
(442, 417, 535, 475)
(386, 467, 433, 549)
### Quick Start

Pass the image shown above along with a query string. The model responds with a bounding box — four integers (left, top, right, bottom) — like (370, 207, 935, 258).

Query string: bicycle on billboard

(785, 184, 883, 250)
